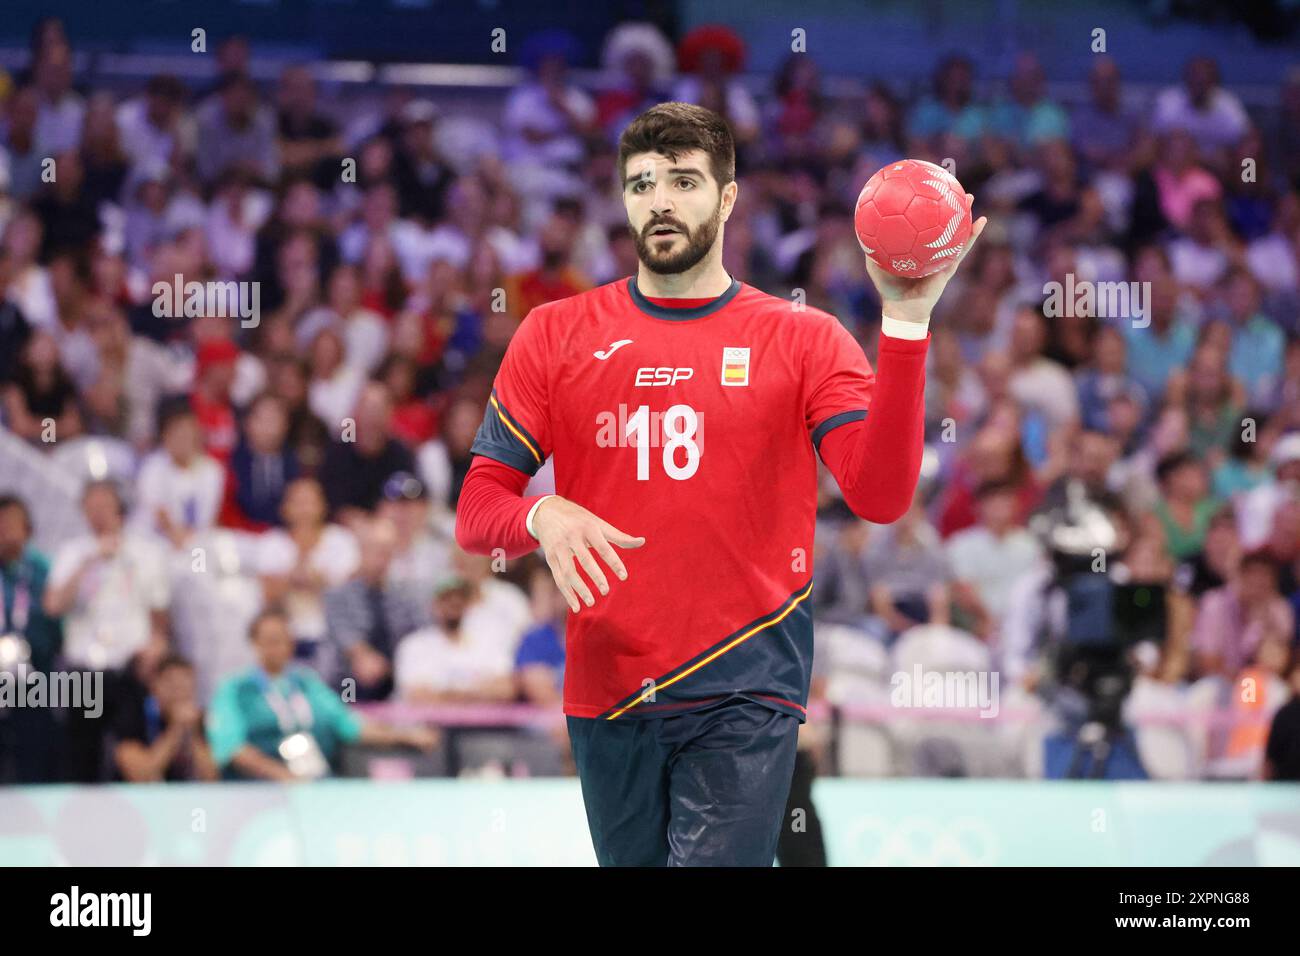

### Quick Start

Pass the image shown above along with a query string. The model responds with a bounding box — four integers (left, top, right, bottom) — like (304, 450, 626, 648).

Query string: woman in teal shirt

(1152, 452, 1221, 561)
(206, 608, 436, 781)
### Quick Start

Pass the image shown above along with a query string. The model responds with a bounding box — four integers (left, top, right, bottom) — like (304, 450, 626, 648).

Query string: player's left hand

(864, 195, 987, 326)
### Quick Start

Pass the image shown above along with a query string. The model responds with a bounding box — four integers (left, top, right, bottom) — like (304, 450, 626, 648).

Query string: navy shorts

(566, 696, 801, 867)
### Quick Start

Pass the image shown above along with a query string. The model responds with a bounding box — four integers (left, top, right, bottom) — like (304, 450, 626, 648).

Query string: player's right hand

(531, 497, 645, 613)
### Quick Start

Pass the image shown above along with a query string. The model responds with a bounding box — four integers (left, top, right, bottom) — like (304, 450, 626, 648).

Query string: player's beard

(633, 199, 723, 275)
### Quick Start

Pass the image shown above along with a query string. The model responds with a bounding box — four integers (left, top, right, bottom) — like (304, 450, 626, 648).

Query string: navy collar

(626, 275, 742, 321)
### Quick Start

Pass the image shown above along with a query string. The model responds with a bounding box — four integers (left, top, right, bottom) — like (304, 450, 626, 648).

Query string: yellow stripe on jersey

(490, 393, 543, 465)
(605, 581, 815, 719)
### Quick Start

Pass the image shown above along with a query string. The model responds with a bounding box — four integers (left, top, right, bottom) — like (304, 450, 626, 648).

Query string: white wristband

(881, 313, 930, 340)
(526, 495, 555, 540)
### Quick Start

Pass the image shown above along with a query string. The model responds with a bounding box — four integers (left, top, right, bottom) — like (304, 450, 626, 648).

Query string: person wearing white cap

(1236, 432, 1300, 549)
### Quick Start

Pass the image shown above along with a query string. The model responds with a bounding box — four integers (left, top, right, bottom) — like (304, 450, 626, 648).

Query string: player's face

(623, 150, 734, 275)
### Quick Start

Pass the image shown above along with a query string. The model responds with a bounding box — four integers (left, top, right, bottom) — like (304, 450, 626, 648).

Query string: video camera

(1028, 480, 1166, 732)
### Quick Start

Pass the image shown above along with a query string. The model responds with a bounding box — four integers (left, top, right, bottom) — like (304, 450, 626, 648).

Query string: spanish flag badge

(721, 346, 750, 387)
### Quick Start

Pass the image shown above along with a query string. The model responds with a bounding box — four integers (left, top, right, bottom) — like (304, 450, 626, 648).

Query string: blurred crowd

(0, 17, 1297, 784)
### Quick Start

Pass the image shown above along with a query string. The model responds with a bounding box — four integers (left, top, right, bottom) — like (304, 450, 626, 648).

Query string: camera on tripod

(1029, 480, 1166, 777)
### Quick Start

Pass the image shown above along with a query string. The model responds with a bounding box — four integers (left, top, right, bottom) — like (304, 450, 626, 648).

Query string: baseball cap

(195, 338, 240, 377)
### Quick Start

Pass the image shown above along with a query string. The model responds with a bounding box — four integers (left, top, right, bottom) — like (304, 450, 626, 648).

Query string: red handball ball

(854, 159, 973, 278)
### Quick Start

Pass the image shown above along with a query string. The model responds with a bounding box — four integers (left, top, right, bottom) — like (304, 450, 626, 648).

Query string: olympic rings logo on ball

(890, 258, 919, 272)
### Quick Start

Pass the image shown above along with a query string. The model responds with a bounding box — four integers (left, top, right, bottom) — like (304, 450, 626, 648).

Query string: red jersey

(468, 276, 912, 722)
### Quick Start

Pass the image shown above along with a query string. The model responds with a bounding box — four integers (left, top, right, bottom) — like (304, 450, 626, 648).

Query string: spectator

(189, 337, 242, 462)
(1192, 550, 1294, 680)
(376, 355, 437, 447)
(268, 228, 324, 329)
(596, 22, 675, 143)
(376, 470, 451, 600)
(862, 499, 951, 639)
(989, 52, 1070, 149)
(1177, 338, 1245, 459)
(1071, 56, 1140, 171)
(810, 516, 873, 633)
(446, 544, 532, 648)
(504, 207, 593, 316)
(1245, 191, 1300, 305)
(31, 39, 84, 157)
(1261, 497, 1300, 571)
(4, 329, 82, 444)
(768, 54, 825, 160)
(0, 494, 63, 783)
(1152, 56, 1250, 163)
(1122, 266, 1197, 404)
(251, 176, 337, 314)
(275, 65, 343, 190)
(43, 480, 171, 781)
(323, 516, 425, 701)
(306, 325, 366, 428)
(115, 74, 192, 177)
(221, 391, 300, 531)
(1223, 129, 1279, 242)
(265, 353, 330, 474)
(1037, 429, 1123, 513)
(3, 208, 58, 330)
(1176, 505, 1241, 598)
(907, 53, 986, 145)
(1167, 197, 1234, 292)
(856, 80, 905, 164)
(421, 176, 533, 279)
(946, 479, 1043, 638)
(206, 166, 272, 279)
(502, 29, 596, 207)
(1152, 452, 1220, 562)
(1075, 324, 1146, 433)
(79, 92, 129, 210)
(1007, 305, 1080, 430)
(1213, 415, 1276, 501)
(206, 607, 436, 780)
(516, 562, 568, 707)
(924, 326, 987, 436)
(112, 654, 219, 782)
(394, 576, 517, 704)
(673, 26, 759, 152)
(937, 422, 1042, 538)
(132, 399, 225, 550)
(1221, 269, 1286, 409)
(1, 85, 47, 201)
(194, 71, 279, 186)
(390, 99, 452, 225)
(253, 476, 359, 666)
(299, 263, 389, 377)
(320, 381, 416, 520)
